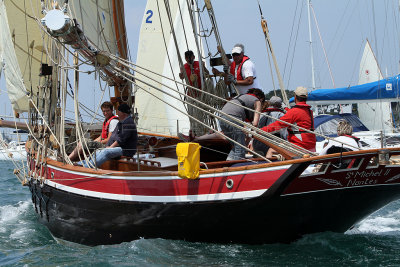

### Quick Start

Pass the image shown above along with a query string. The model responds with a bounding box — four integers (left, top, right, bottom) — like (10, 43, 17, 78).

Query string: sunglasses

(232, 53, 240, 57)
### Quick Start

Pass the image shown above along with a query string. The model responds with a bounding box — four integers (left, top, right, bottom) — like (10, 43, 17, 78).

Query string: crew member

(179, 50, 210, 135)
(261, 86, 316, 151)
(79, 103, 138, 168)
(179, 50, 209, 95)
(253, 96, 287, 157)
(69, 101, 119, 161)
(213, 44, 261, 95)
(219, 88, 264, 160)
(319, 119, 361, 155)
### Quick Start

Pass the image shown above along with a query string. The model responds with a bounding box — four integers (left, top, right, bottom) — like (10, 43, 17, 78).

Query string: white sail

(357, 40, 392, 132)
(0, 0, 45, 112)
(135, 0, 203, 136)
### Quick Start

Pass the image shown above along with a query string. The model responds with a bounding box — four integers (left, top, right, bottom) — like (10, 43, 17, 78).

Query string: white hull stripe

(48, 164, 291, 181)
(282, 182, 400, 197)
(45, 180, 268, 203)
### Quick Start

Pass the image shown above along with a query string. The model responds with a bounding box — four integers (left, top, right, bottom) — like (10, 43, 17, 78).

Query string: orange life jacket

(101, 115, 118, 139)
(230, 56, 250, 80)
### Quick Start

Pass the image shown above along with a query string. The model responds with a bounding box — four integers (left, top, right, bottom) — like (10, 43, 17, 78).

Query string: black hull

(29, 180, 400, 246)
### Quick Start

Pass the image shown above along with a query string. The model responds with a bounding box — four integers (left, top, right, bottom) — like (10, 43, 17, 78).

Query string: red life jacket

(261, 102, 316, 151)
(101, 115, 118, 139)
(184, 61, 201, 89)
(230, 56, 250, 80)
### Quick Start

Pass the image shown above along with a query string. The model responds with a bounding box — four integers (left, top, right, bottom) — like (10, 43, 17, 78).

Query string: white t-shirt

(234, 59, 261, 94)
(319, 135, 361, 155)
(108, 118, 119, 133)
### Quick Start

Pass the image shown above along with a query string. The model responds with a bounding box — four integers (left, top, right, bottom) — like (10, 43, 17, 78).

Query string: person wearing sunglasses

(226, 44, 261, 95)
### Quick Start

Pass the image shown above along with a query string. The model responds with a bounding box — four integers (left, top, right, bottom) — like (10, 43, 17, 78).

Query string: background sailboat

(358, 40, 394, 132)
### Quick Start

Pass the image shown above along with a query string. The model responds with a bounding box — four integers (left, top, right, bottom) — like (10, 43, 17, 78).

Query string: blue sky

(125, 0, 399, 92)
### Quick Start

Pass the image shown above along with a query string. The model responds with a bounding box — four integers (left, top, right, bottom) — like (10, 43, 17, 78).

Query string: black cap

(118, 103, 131, 114)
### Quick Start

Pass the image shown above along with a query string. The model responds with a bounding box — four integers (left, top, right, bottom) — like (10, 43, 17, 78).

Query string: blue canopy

(314, 113, 369, 142)
(289, 74, 400, 104)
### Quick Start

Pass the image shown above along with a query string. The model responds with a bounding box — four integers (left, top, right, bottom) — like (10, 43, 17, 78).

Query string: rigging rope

(114, 64, 313, 156)
(109, 52, 360, 151)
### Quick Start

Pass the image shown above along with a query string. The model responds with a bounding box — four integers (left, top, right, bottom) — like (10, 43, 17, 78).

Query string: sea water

(1, 160, 400, 266)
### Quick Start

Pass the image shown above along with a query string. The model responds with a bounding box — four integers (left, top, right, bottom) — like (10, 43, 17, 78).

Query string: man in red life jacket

(179, 50, 209, 96)
(213, 44, 261, 95)
(261, 86, 316, 152)
(179, 50, 209, 135)
(68, 101, 119, 161)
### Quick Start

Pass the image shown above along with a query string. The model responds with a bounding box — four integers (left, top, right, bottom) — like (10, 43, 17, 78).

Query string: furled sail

(0, 0, 45, 112)
(134, 0, 203, 136)
(58, 0, 120, 56)
(60, 0, 130, 100)
(304, 75, 400, 104)
(357, 40, 392, 132)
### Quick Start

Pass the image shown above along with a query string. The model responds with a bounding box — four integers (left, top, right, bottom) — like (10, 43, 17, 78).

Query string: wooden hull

(27, 149, 400, 246)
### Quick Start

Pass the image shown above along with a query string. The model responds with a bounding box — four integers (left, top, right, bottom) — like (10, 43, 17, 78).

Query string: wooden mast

(111, 0, 132, 106)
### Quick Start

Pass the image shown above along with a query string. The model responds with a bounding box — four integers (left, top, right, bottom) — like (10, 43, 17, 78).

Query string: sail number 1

(146, 10, 153, 23)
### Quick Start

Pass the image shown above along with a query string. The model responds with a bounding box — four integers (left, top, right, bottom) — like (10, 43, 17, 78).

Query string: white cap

(295, 86, 308, 97)
(231, 46, 243, 54)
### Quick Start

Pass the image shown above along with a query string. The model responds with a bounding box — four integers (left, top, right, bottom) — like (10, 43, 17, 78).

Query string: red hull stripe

(48, 164, 290, 180)
(43, 164, 289, 200)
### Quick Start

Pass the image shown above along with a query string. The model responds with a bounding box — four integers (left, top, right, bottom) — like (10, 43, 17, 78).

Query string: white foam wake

(349, 207, 400, 235)
(0, 201, 31, 234)
(0, 201, 30, 223)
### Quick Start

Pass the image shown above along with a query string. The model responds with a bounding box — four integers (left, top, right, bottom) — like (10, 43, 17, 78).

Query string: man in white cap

(212, 43, 260, 95)
(261, 86, 316, 152)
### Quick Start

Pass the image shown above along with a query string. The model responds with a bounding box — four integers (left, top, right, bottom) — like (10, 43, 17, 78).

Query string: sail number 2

(145, 10, 153, 23)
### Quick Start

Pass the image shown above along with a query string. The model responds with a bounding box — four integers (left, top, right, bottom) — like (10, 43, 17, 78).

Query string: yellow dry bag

(176, 142, 201, 179)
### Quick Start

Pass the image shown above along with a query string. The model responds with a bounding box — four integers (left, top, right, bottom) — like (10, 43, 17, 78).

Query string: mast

(257, 2, 289, 106)
(204, 0, 239, 96)
(307, 0, 316, 91)
(111, 0, 132, 105)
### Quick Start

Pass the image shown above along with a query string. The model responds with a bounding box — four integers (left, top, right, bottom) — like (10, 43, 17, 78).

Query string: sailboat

(307, 39, 400, 150)
(2, 0, 400, 246)
(358, 40, 396, 132)
(0, 131, 27, 161)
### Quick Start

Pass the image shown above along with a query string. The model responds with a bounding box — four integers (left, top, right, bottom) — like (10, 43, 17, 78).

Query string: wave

(347, 201, 400, 235)
(0, 201, 37, 245)
(0, 201, 30, 224)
